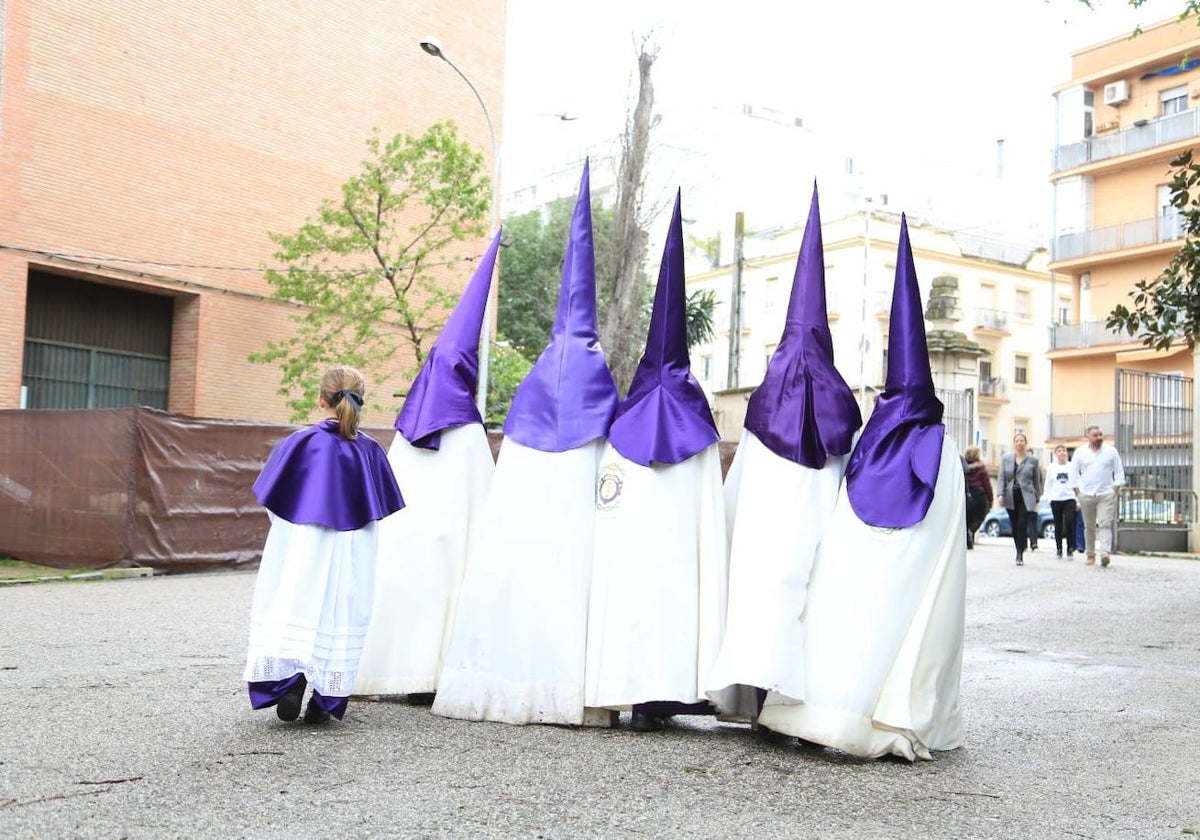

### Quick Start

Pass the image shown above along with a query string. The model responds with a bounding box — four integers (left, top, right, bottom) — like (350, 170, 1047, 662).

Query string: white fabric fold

(355, 425, 494, 696)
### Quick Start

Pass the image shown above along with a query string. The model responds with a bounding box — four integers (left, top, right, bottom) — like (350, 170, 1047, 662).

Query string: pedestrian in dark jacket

(963, 446, 992, 550)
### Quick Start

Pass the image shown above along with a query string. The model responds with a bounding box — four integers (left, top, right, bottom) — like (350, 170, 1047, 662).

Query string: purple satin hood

(253, 420, 405, 531)
(844, 214, 944, 528)
(743, 183, 861, 467)
(396, 231, 502, 450)
(503, 161, 618, 451)
(607, 191, 718, 466)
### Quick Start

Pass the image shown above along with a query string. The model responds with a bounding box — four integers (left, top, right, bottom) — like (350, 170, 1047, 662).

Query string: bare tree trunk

(599, 41, 657, 394)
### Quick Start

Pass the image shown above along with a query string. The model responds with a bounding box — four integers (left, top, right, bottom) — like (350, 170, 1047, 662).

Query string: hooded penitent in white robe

(431, 161, 619, 726)
(354, 425, 494, 695)
(584, 192, 727, 713)
(704, 185, 861, 721)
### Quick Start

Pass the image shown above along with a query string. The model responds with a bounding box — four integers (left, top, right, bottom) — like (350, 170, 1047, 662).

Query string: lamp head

(419, 38, 444, 59)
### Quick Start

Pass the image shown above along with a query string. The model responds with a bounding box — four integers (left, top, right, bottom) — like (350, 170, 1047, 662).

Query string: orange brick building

(0, 0, 505, 424)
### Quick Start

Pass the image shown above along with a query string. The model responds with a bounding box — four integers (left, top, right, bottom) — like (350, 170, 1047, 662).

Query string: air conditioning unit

(1104, 80, 1130, 106)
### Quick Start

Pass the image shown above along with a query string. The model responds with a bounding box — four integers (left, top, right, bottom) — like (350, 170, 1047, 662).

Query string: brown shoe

(1100, 554, 1111, 568)
(1085, 555, 1096, 565)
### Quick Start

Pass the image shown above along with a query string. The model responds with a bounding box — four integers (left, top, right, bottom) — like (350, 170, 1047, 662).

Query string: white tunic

(706, 430, 847, 714)
(585, 443, 728, 709)
(432, 439, 603, 725)
(354, 424, 495, 696)
(758, 438, 966, 760)
(243, 516, 379, 697)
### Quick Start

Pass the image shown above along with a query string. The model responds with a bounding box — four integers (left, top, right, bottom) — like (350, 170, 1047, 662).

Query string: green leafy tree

(484, 337, 533, 428)
(1107, 150, 1200, 349)
(251, 122, 490, 421)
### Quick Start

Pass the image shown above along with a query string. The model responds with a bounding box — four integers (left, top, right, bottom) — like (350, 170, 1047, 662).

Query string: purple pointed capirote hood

(743, 182, 861, 467)
(395, 229, 502, 449)
(503, 160, 618, 451)
(607, 190, 718, 467)
(844, 213, 945, 528)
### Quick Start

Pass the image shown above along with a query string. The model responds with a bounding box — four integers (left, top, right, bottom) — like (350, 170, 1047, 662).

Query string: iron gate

(1113, 368, 1194, 527)
(936, 387, 975, 452)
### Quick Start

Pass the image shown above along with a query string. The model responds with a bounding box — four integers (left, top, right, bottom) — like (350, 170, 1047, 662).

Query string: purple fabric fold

(396, 230, 503, 450)
(607, 191, 718, 466)
(743, 183, 861, 467)
(503, 160, 619, 451)
(253, 420, 405, 531)
(844, 214, 944, 528)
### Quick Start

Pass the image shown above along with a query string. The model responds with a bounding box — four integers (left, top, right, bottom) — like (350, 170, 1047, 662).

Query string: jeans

(1050, 499, 1077, 554)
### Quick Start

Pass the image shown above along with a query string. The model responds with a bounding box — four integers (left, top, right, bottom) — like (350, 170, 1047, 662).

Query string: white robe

(706, 430, 846, 716)
(243, 516, 378, 697)
(758, 437, 966, 760)
(432, 439, 603, 725)
(585, 443, 728, 709)
(354, 424, 494, 696)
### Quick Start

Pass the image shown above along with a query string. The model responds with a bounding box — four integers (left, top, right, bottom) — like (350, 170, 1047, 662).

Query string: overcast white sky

(498, 0, 1168, 240)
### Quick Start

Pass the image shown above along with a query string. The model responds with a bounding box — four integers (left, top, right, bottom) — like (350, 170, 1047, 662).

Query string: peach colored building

(1049, 17, 1198, 437)
(0, 1, 504, 425)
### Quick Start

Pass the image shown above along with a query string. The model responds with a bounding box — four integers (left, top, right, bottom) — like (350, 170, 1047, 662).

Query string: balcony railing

(1049, 322, 1142, 351)
(1051, 108, 1200, 172)
(979, 376, 1008, 398)
(975, 309, 1009, 331)
(1052, 213, 1182, 261)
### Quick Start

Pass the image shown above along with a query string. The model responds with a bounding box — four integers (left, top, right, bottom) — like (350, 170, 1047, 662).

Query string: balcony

(1049, 322, 1142, 352)
(1052, 213, 1182, 262)
(1051, 108, 1200, 173)
(1048, 411, 1114, 440)
(975, 309, 1009, 332)
(979, 376, 1008, 399)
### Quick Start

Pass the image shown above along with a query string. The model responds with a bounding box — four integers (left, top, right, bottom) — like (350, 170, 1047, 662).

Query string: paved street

(1, 539, 1197, 839)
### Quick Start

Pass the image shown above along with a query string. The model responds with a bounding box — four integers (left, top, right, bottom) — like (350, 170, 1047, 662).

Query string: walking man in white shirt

(1071, 425, 1126, 568)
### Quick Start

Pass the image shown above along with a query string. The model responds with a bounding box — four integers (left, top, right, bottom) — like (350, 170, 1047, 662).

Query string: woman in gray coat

(997, 432, 1042, 566)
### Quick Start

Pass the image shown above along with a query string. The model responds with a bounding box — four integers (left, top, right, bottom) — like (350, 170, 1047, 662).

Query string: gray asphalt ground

(1, 538, 1197, 839)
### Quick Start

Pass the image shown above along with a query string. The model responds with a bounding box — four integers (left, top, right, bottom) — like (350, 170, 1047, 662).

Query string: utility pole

(858, 199, 872, 414)
(726, 212, 745, 390)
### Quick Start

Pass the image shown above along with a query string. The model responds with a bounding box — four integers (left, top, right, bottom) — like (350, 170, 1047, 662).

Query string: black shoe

(276, 675, 306, 722)
(303, 696, 331, 724)
(1015, 552, 1024, 566)
(1056, 551, 1063, 559)
(629, 711, 665, 732)
(403, 692, 436, 706)
(1066, 550, 1074, 560)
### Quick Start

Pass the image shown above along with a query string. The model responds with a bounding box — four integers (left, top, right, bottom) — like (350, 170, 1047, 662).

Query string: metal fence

(937, 387, 974, 452)
(1114, 369, 1194, 525)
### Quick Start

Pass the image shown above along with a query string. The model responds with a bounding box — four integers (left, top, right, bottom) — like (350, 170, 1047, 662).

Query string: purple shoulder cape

(253, 420, 405, 531)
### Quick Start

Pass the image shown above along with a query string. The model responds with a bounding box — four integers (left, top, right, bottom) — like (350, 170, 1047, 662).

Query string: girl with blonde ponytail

(245, 365, 404, 724)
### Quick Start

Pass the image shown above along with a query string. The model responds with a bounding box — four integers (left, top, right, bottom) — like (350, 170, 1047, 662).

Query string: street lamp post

(419, 36, 500, 419)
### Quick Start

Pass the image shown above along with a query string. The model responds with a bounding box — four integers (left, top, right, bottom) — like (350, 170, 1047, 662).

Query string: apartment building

(1048, 16, 1196, 532)
(687, 210, 1057, 467)
(0, 1, 504, 424)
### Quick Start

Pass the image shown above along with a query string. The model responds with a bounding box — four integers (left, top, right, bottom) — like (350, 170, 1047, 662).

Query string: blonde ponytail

(319, 366, 366, 440)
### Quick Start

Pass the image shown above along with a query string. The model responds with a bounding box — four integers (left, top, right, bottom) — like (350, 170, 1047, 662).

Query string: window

(700, 355, 712, 382)
(1015, 289, 1032, 321)
(1161, 85, 1188, 116)
(764, 343, 777, 371)
(1014, 354, 1030, 386)
(1014, 418, 1029, 438)
(979, 359, 993, 381)
(764, 276, 780, 309)
(1058, 297, 1071, 325)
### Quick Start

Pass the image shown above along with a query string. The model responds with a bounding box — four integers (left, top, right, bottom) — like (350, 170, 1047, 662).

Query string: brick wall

(0, 0, 506, 423)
